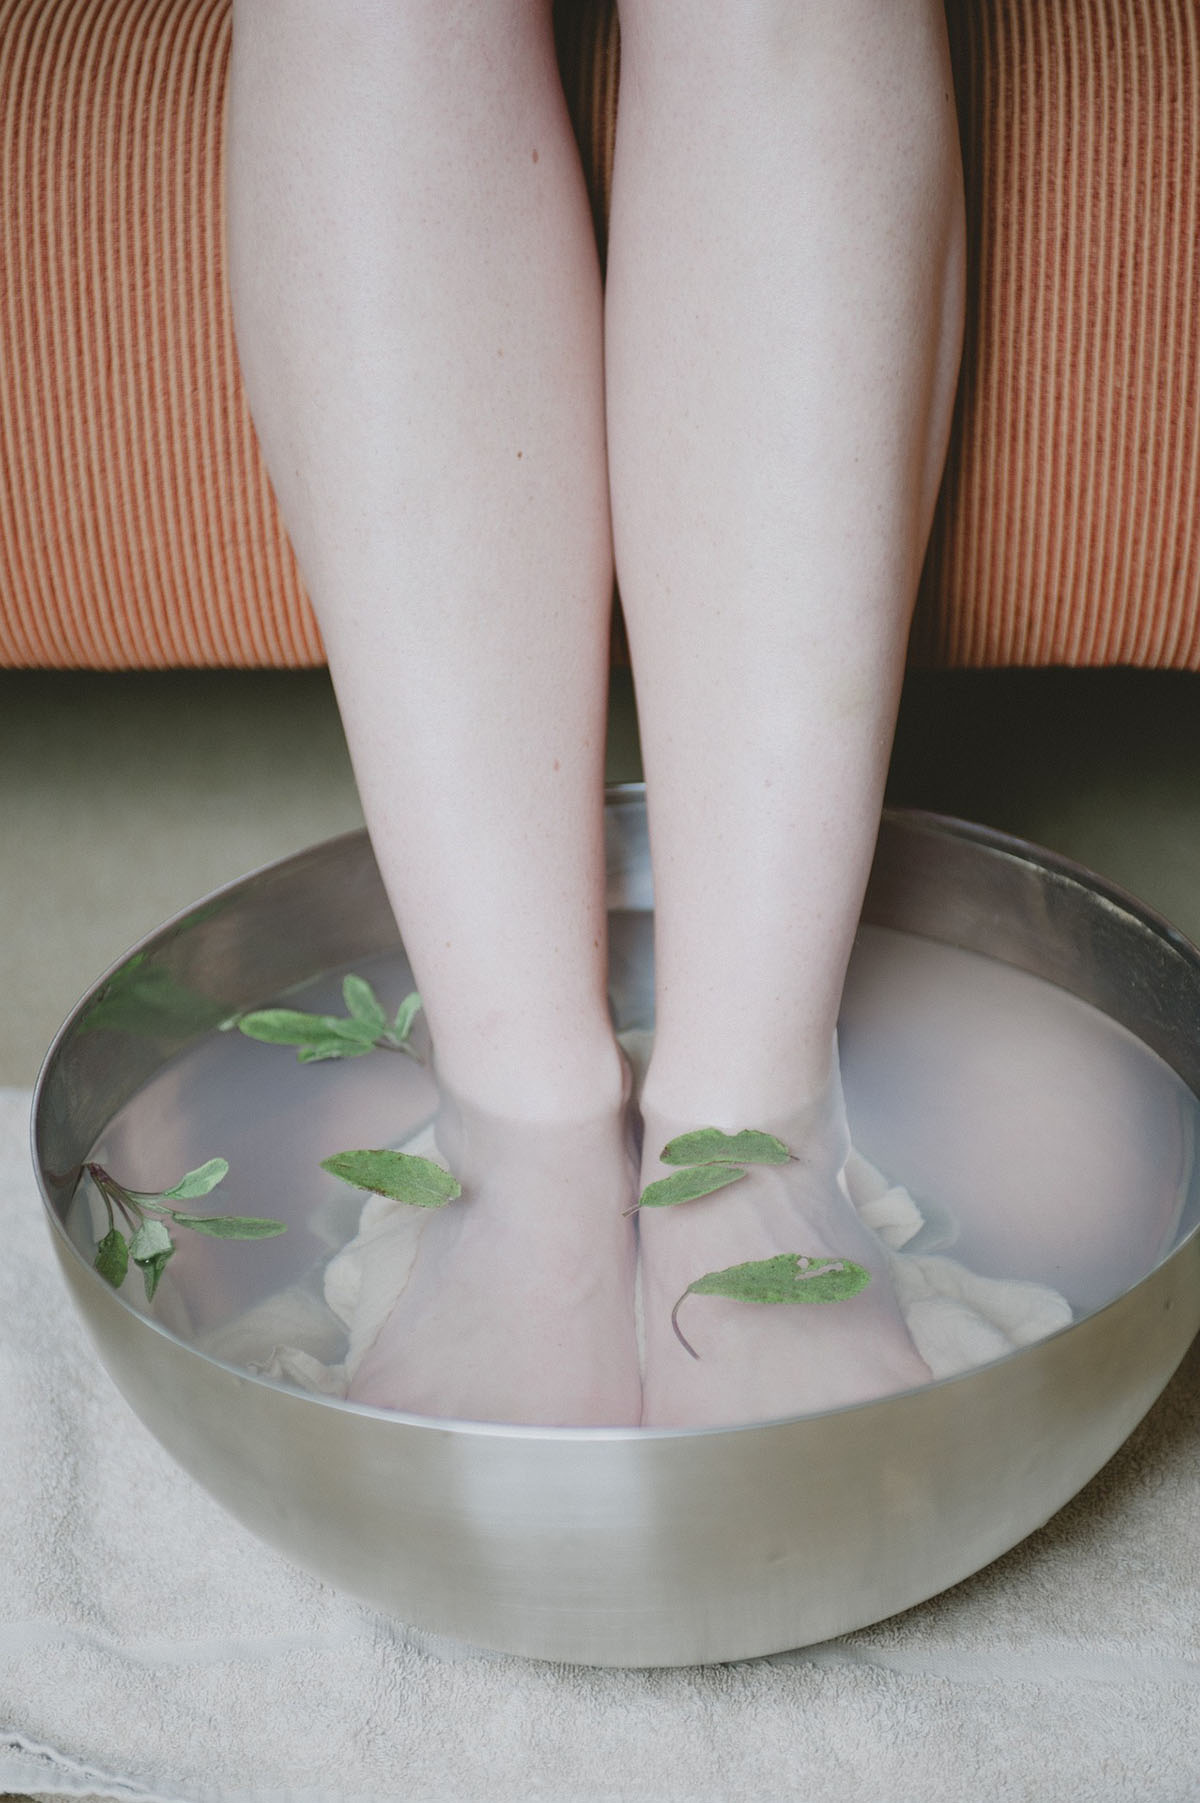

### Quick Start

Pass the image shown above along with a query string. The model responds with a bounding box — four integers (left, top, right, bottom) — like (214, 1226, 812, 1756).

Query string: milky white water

(69, 921, 1198, 1358)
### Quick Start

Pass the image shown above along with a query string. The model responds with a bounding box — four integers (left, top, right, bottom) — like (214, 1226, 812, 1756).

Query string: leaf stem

(84, 1156, 283, 1298)
(87, 1163, 139, 1230)
(670, 1291, 701, 1361)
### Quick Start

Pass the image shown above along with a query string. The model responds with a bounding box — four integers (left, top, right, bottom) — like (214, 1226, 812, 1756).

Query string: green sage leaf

(670, 1252, 872, 1358)
(238, 1009, 377, 1048)
(160, 1157, 229, 1201)
(139, 1251, 173, 1302)
(392, 991, 422, 1042)
(176, 1215, 288, 1239)
(94, 1228, 129, 1289)
(689, 1252, 872, 1307)
(660, 1128, 792, 1167)
(296, 1036, 376, 1063)
(326, 1016, 381, 1042)
(129, 1219, 173, 1263)
(342, 974, 387, 1033)
(237, 1008, 345, 1045)
(637, 1162, 747, 1209)
(78, 954, 234, 1039)
(321, 1148, 461, 1208)
(239, 989, 418, 1061)
(129, 1220, 175, 1302)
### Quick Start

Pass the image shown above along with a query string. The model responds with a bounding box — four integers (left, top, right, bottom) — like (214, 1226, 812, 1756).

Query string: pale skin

(226, 0, 965, 1427)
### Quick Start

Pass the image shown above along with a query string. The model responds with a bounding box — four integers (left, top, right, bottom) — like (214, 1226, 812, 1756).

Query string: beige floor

(4, 663, 1200, 1087)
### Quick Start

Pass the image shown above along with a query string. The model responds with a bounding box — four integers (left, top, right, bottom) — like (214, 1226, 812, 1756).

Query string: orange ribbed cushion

(3, 0, 1200, 668)
(0, 0, 320, 667)
(913, 0, 1200, 668)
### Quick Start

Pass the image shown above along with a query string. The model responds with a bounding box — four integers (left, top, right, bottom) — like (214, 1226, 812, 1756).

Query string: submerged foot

(345, 1078, 642, 1427)
(637, 1072, 931, 1427)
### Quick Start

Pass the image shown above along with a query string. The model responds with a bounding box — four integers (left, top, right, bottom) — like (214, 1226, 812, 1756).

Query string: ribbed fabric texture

(554, 0, 620, 275)
(0, 0, 320, 667)
(913, 0, 1200, 668)
(2, 0, 1199, 668)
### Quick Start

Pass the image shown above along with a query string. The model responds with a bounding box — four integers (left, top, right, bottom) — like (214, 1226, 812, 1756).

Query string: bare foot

(637, 1070, 931, 1427)
(346, 1074, 641, 1426)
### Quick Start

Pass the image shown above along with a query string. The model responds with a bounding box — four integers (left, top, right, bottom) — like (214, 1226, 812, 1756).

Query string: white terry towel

(206, 1122, 1074, 1399)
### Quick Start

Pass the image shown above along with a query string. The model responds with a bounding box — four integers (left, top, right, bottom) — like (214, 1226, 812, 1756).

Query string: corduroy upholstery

(2, 0, 1199, 669)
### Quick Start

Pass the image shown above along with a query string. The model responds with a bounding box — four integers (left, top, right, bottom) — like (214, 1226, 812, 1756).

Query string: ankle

(639, 1043, 849, 1178)
(432, 1033, 631, 1127)
(640, 1042, 839, 1142)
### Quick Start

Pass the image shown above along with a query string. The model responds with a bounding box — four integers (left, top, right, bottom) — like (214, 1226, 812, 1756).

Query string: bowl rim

(30, 798, 1200, 1445)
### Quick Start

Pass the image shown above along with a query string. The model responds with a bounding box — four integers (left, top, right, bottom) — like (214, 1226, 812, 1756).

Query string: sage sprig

(236, 977, 423, 1065)
(320, 1148, 461, 1209)
(636, 1125, 870, 1359)
(84, 1158, 286, 1302)
(670, 1253, 873, 1359)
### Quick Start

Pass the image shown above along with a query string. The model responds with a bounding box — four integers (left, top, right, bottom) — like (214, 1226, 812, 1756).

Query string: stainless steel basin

(31, 798, 1200, 1666)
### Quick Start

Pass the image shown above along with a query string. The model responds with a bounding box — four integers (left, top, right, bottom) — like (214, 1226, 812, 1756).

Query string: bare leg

(606, 0, 965, 1424)
(227, 0, 640, 1425)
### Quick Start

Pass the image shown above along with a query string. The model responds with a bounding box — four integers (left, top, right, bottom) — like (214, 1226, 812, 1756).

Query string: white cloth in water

(841, 1146, 1074, 1376)
(204, 1122, 1073, 1397)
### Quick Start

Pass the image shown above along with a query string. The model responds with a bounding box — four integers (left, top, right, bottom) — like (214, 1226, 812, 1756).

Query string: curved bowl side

(32, 802, 1200, 1665)
(49, 1221, 1200, 1667)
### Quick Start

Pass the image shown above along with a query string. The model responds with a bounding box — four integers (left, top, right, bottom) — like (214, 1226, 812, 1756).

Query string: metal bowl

(31, 797, 1200, 1667)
